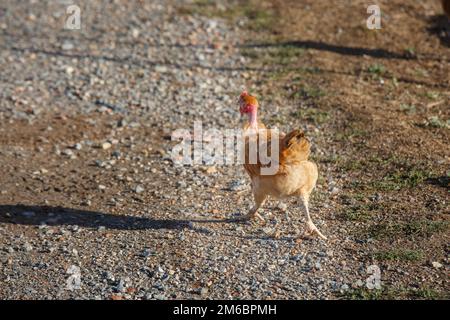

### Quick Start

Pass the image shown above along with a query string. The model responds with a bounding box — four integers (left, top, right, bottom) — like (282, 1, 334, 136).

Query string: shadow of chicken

(443, 0, 450, 18)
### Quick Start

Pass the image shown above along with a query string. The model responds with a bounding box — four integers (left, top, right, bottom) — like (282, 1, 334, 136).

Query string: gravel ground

(1, 0, 443, 300)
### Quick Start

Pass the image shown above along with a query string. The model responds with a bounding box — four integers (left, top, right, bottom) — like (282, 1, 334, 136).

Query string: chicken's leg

(301, 194, 327, 240)
(241, 193, 266, 223)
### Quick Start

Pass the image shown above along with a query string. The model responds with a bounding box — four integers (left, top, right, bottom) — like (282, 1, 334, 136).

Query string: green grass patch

(404, 47, 416, 56)
(335, 128, 369, 142)
(367, 63, 386, 75)
(241, 47, 262, 60)
(316, 154, 342, 164)
(341, 288, 391, 300)
(340, 159, 366, 171)
(399, 104, 416, 115)
(293, 85, 326, 99)
(372, 168, 431, 191)
(368, 219, 449, 239)
(342, 203, 380, 221)
(241, 6, 276, 31)
(302, 66, 322, 74)
(366, 63, 388, 81)
(269, 45, 304, 65)
(411, 288, 447, 299)
(414, 68, 429, 77)
(178, 0, 277, 32)
(291, 108, 329, 125)
(424, 91, 440, 100)
(425, 116, 449, 129)
(341, 286, 447, 300)
(372, 249, 423, 262)
(242, 45, 305, 66)
(311, 190, 327, 204)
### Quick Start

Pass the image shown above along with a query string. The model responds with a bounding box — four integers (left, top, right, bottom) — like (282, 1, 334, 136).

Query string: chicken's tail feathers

(282, 129, 307, 148)
(280, 129, 311, 162)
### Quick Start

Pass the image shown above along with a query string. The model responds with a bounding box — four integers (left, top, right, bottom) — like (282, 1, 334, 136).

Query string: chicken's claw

(304, 221, 327, 240)
(271, 229, 281, 239)
(238, 212, 265, 225)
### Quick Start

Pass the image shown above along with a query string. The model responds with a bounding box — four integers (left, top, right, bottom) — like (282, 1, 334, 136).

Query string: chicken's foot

(239, 194, 266, 224)
(300, 195, 327, 240)
(241, 210, 265, 224)
(304, 220, 327, 240)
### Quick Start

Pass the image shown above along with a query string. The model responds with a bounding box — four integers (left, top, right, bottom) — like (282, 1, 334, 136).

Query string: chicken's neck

(248, 109, 258, 130)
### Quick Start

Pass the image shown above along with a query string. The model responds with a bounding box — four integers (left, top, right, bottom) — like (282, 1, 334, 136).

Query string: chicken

(237, 91, 326, 240)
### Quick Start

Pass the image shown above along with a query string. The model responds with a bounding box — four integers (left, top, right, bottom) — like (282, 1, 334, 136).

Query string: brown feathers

(280, 129, 311, 165)
(242, 128, 311, 177)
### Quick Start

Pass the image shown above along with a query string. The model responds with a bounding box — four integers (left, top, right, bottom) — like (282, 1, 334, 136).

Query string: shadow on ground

(0, 204, 235, 233)
(0, 204, 303, 241)
(241, 40, 416, 60)
(427, 14, 450, 47)
(426, 176, 450, 190)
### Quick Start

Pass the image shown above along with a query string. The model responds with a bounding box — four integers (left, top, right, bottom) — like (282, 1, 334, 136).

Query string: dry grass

(181, 0, 450, 299)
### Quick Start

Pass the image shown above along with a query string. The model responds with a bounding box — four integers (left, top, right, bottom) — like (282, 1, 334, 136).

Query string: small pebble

(102, 142, 112, 150)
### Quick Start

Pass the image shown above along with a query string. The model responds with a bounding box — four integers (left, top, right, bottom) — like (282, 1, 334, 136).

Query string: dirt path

(0, 0, 448, 299)
(222, 0, 450, 299)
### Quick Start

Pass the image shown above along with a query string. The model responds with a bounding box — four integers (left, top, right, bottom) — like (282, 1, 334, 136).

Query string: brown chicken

(238, 91, 326, 240)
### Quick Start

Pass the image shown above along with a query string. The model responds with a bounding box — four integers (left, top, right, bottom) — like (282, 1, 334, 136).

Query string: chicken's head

(238, 91, 259, 115)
